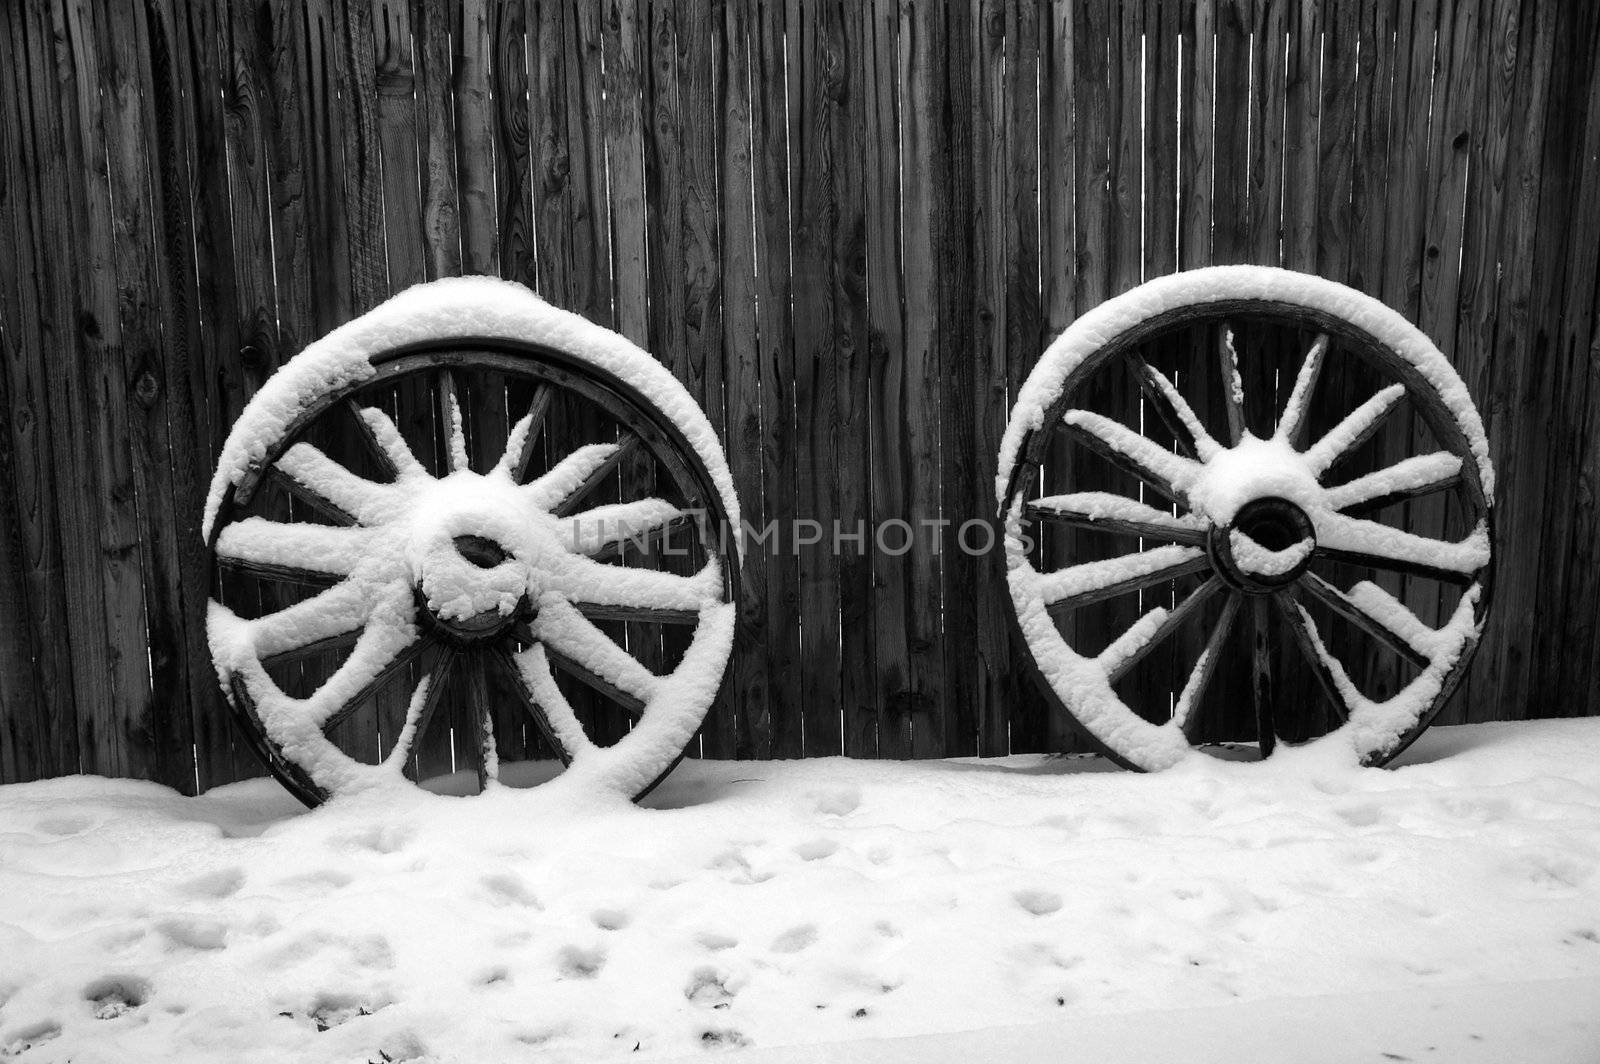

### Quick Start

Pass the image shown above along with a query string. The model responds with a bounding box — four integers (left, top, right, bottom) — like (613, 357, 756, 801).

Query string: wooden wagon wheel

(998, 267, 1494, 771)
(204, 280, 740, 805)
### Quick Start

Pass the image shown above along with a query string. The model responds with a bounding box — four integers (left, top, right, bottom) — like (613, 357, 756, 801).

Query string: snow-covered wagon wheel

(203, 279, 740, 806)
(998, 267, 1494, 771)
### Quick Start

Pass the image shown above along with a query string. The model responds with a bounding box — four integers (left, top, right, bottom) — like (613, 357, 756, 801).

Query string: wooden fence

(2, 0, 1598, 793)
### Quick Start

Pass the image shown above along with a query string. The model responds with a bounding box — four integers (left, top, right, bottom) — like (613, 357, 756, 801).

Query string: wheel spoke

(1251, 597, 1275, 758)
(266, 463, 357, 526)
(1173, 593, 1240, 738)
(1273, 590, 1351, 730)
(1102, 576, 1225, 685)
(557, 498, 687, 557)
(551, 552, 722, 614)
(354, 405, 430, 480)
(1042, 545, 1211, 617)
(320, 631, 434, 732)
(1217, 322, 1247, 444)
(525, 437, 638, 514)
(343, 397, 401, 481)
(1061, 410, 1199, 504)
(260, 628, 363, 670)
(1275, 332, 1328, 447)
(1323, 451, 1462, 516)
(438, 369, 469, 474)
(1130, 356, 1221, 460)
(216, 553, 346, 588)
(499, 383, 555, 483)
(1027, 492, 1207, 545)
(462, 651, 497, 790)
(493, 644, 581, 762)
(216, 518, 379, 582)
(553, 434, 644, 517)
(535, 599, 659, 718)
(1313, 513, 1488, 585)
(571, 602, 701, 626)
(245, 578, 379, 659)
(1301, 383, 1405, 475)
(388, 645, 457, 766)
(1297, 572, 1432, 668)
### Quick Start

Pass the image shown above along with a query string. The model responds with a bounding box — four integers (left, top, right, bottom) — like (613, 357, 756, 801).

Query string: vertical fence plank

(863, 0, 907, 759)
(751, 0, 801, 758)
(899, 0, 950, 757)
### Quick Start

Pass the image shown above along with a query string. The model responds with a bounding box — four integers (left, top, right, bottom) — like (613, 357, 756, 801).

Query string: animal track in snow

(685, 967, 736, 1007)
(35, 816, 91, 836)
(481, 872, 543, 909)
(1, 1020, 60, 1055)
(1334, 803, 1383, 828)
(557, 945, 606, 979)
(696, 931, 738, 952)
(84, 975, 150, 1019)
(1014, 889, 1064, 917)
(277, 868, 353, 892)
(771, 925, 818, 954)
(792, 838, 839, 861)
(591, 908, 631, 931)
(334, 824, 412, 855)
(179, 867, 245, 899)
(700, 1027, 751, 1048)
(157, 917, 229, 952)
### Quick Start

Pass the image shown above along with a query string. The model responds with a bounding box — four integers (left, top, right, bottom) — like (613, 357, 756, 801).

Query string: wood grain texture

(3, 0, 1600, 786)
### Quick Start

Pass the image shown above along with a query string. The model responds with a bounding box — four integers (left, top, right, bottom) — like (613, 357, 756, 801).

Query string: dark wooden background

(2, 0, 1598, 793)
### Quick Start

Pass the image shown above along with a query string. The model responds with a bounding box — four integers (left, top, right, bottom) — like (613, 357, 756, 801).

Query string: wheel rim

(1000, 268, 1494, 771)
(208, 338, 739, 805)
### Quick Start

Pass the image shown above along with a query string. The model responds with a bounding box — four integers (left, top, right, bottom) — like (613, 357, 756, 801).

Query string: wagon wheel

(999, 267, 1494, 771)
(206, 304, 739, 806)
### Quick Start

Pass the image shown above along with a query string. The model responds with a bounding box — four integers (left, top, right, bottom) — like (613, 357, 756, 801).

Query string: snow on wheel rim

(998, 266, 1495, 771)
(204, 277, 741, 804)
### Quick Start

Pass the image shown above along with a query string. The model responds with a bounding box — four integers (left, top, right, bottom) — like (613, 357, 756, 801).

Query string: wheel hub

(1208, 496, 1316, 594)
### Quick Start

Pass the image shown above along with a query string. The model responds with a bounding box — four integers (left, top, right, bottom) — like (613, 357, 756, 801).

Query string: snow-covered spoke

(557, 498, 687, 557)
(320, 632, 435, 733)
(1301, 383, 1405, 475)
(535, 598, 661, 718)
(1172, 593, 1240, 738)
(572, 602, 701, 626)
(1040, 545, 1211, 617)
(246, 579, 381, 661)
(525, 438, 635, 513)
(1273, 593, 1351, 728)
(551, 552, 722, 615)
(552, 434, 643, 518)
(496, 643, 586, 761)
(343, 397, 401, 480)
(265, 465, 356, 526)
(1026, 492, 1207, 544)
(260, 628, 363, 671)
(1298, 571, 1430, 668)
(1275, 333, 1328, 447)
(1322, 451, 1462, 516)
(216, 519, 380, 583)
(438, 369, 469, 474)
(1314, 514, 1490, 585)
(355, 405, 430, 481)
(498, 384, 554, 483)
(387, 646, 458, 766)
(1101, 577, 1225, 685)
(1131, 357, 1221, 461)
(461, 652, 498, 790)
(1061, 410, 1200, 504)
(1217, 323, 1247, 444)
(275, 442, 401, 524)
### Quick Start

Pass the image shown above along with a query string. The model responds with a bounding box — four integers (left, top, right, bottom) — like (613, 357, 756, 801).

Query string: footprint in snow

(813, 787, 861, 817)
(481, 872, 543, 909)
(771, 925, 818, 954)
(591, 908, 631, 931)
(557, 945, 606, 979)
(685, 967, 736, 1007)
(1, 1020, 61, 1055)
(1014, 889, 1063, 917)
(696, 932, 738, 952)
(1334, 803, 1383, 828)
(83, 975, 150, 1020)
(178, 867, 245, 899)
(35, 815, 91, 836)
(157, 917, 229, 952)
(792, 838, 839, 861)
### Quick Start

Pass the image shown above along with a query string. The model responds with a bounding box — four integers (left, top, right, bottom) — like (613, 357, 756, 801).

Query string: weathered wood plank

(751, 0, 801, 758)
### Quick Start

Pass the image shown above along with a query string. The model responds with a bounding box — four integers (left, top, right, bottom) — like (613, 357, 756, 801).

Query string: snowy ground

(1, 718, 1598, 1063)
